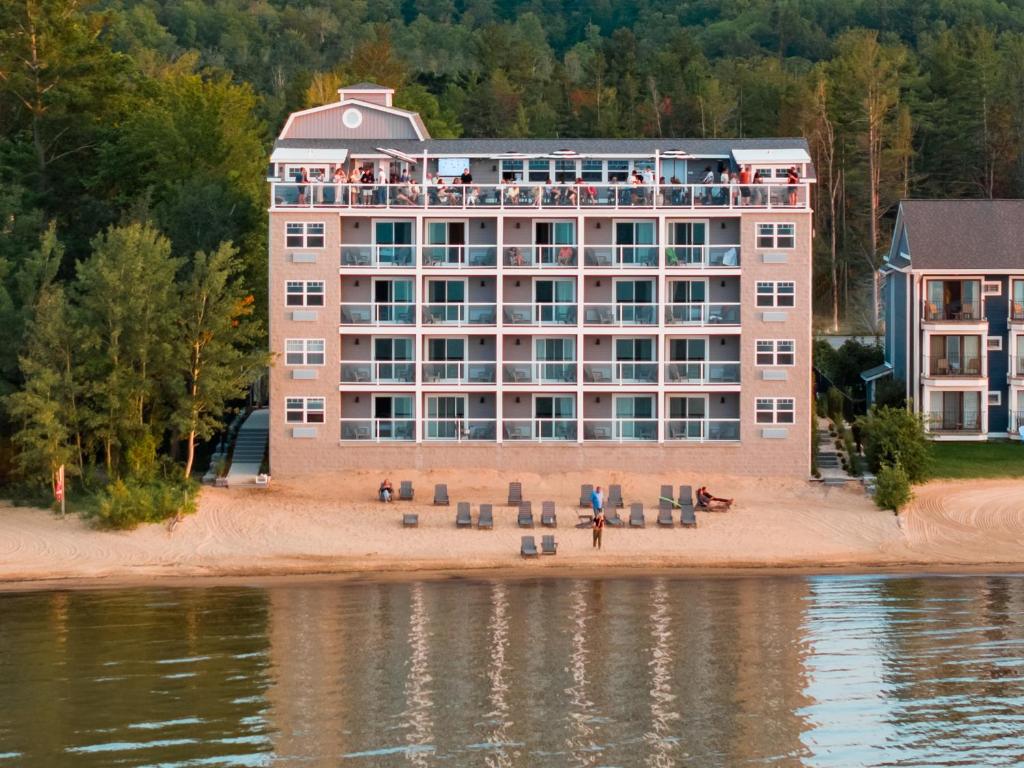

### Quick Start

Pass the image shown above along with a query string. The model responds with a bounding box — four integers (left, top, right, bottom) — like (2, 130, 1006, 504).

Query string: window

(581, 160, 603, 182)
(756, 339, 795, 366)
(756, 281, 795, 308)
(285, 397, 325, 423)
(286, 280, 325, 307)
(983, 281, 1002, 296)
(500, 159, 523, 181)
(756, 397, 795, 424)
(554, 159, 577, 182)
(285, 222, 325, 248)
(987, 335, 1003, 351)
(756, 223, 795, 249)
(989, 391, 1002, 406)
(285, 339, 325, 366)
(607, 160, 629, 182)
(528, 159, 550, 182)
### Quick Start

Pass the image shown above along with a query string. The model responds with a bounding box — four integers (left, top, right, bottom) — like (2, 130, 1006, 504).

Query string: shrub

(874, 377, 907, 409)
(843, 430, 861, 476)
(857, 405, 931, 483)
(827, 387, 845, 424)
(875, 461, 913, 512)
(93, 479, 197, 530)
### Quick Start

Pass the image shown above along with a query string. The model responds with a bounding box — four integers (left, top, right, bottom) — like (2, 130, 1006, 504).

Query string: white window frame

(285, 338, 326, 366)
(285, 280, 325, 307)
(987, 335, 1003, 351)
(285, 222, 326, 249)
(756, 397, 795, 424)
(755, 339, 795, 366)
(983, 281, 1002, 296)
(756, 281, 795, 308)
(988, 391, 1002, 406)
(756, 222, 796, 249)
(285, 396, 325, 424)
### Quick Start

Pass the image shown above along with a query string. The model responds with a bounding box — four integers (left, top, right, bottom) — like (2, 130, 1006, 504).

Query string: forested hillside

(2, 0, 1023, 501)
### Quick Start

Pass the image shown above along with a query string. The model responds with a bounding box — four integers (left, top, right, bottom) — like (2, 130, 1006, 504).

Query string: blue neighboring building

(871, 200, 1024, 440)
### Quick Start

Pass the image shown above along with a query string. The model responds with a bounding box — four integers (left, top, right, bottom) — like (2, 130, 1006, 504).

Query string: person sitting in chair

(379, 478, 394, 502)
(696, 486, 732, 510)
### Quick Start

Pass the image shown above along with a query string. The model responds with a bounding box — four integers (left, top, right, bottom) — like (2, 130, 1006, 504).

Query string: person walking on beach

(592, 508, 605, 550)
(591, 485, 603, 517)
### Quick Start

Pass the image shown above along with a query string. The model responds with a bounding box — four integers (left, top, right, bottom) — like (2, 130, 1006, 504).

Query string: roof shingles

(899, 200, 1024, 270)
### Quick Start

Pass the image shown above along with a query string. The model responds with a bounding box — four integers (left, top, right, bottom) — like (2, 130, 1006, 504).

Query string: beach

(2, 471, 1024, 588)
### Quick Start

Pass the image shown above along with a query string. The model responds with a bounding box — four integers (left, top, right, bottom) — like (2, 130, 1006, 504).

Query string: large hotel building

(268, 83, 815, 476)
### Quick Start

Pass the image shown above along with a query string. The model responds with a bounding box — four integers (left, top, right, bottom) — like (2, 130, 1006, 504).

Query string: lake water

(2, 574, 1024, 766)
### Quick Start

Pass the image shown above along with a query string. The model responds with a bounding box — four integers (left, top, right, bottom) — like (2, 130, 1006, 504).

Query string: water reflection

(1, 576, 1024, 766)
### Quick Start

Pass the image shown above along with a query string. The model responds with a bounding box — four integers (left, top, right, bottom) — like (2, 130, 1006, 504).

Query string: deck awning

(732, 148, 811, 165)
(270, 147, 348, 164)
(375, 147, 420, 164)
(860, 363, 893, 383)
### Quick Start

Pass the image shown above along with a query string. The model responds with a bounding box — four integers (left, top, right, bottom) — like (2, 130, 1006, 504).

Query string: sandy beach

(3, 471, 1024, 589)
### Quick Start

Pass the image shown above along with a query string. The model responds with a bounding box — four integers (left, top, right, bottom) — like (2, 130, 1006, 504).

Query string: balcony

(422, 418, 497, 441)
(926, 411, 982, 434)
(340, 245, 415, 268)
(1010, 411, 1024, 434)
(272, 181, 812, 211)
(340, 361, 415, 384)
(502, 303, 578, 326)
(581, 362, 658, 384)
(582, 303, 658, 326)
(422, 245, 497, 268)
(421, 362, 497, 384)
(340, 303, 416, 325)
(502, 362, 577, 384)
(665, 245, 740, 269)
(503, 246, 578, 268)
(665, 419, 741, 441)
(582, 419, 658, 441)
(664, 361, 741, 384)
(502, 419, 578, 441)
(340, 418, 416, 441)
(664, 303, 741, 326)
(1011, 356, 1024, 379)
(923, 355, 982, 378)
(582, 246, 659, 269)
(421, 303, 497, 326)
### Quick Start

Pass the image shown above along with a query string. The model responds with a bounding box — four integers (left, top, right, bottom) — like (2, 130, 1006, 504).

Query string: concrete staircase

(226, 408, 269, 486)
(816, 424, 850, 485)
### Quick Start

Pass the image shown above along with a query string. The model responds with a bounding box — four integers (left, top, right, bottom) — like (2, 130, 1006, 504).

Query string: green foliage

(857, 406, 931, 484)
(826, 388, 846, 425)
(874, 377, 907, 409)
(93, 478, 197, 530)
(874, 461, 913, 512)
(930, 442, 1024, 480)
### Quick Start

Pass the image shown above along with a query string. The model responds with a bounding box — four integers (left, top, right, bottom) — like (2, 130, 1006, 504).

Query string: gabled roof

(898, 200, 1024, 270)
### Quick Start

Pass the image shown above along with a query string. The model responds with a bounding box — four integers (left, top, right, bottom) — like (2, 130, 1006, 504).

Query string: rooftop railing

(272, 181, 811, 211)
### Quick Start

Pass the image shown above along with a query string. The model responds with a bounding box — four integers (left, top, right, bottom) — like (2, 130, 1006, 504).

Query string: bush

(93, 478, 197, 530)
(875, 461, 913, 512)
(874, 377, 907, 409)
(843, 430, 861, 476)
(827, 387, 845, 424)
(857, 405, 931, 483)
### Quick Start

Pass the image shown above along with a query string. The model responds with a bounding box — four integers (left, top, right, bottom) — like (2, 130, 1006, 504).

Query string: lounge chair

(541, 501, 557, 527)
(629, 503, 645, 528)
(508, 481, 523, 506)
(608, 484, 624, 509)
(434, 483, 449, 506)
(679, 486, 697, 528)
(402, 513, 419, 528)
(657, 506, 674, 527)
(399, 480, 414, 501)
(659, 485, 674, 512)
(605, 507, 624, 527)
(518, 501, 534, 528)
(579, 484, 593, 508)
(456, 502, 472, 528)
(478, 504, 494, 530)
(541, 535, 557, 555)
(521, 535, 539, 558)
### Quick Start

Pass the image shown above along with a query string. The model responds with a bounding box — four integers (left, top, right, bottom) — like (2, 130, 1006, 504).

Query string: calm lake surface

(2, 575, 1024, 767)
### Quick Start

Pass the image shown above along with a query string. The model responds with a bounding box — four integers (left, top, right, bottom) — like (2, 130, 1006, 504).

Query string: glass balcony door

(535, 337, 575, 383)
(667, 221, 707, 265)
(534, 395, 575, 439)
(534, 279, 576, 324)
(373, 395, 414, 439)
(425, 395, 466, 439)
(615, 338, 655, 382)
(668, 396, 707, 439)
(615, 279, 656, 323)
(535, 221, 576, 265)
(374, 337, 413, 382)
(425, 220, 466, 266)
(373, 278, 414, 323)
(614, 395, 656, 439)
(427, 279, 466, 322)
(374, 221, 414, 265)
(614, 221, 657, 265)
(667, 338, 707, 382)
(426, 337, 465, 382)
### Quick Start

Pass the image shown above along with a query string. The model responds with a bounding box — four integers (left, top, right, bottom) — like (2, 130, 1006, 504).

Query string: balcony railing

(422, 362, 497, 384)
(503, 246, 578, 268)
(1010, 357, 1024, 378)
(582, 419, 659, 441)
(421, 303, 497, 325)
(664, 303, 741, 326)
(502, 303, 578, 325)
(665, 245, 740, 269)
(340, 361, 415, 384)
(922, 300, 984, 322)
(340, 245, 414, 267)
(664, 361, 741, 384)
(421, 245, 498, 268)
(502, 419, 578, 441)
(583, 246, 659, 269)
(923, 355, 982, 377)
(272, 181, 812, 211)
(339, 303, 416, 325)
(1011, 301, 1024, 321)
(581, 362, 658, 384)
(582, 303, 658, 326)
(340, 418, 415, 441)
(665, 418, 741, 441)
(422, 418, 497, 441)
(926, 411, 982, 433)
(502, 362, 577, 384)
(1010, 411, 1024, 433)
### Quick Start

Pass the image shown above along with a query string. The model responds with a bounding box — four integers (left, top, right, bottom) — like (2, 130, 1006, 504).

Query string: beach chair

(399, 480, 414, 501)
(629, 503, 646, 528)
(605, 507, 624, 527)
(434, 483, 450, 506)
(579, 484, 593, 508)
(541, 535, 557, 555)
(608, 484, 624, 509)
(456, 502, 472, 528)
(518, 501, 534, 528)
(402, 513, 419, 528)
(659, 485, 674, 512)
(508, 481, 523, 506)
(679, 486, 697, 528)
(478, 504, 494, 530)
(657, 505, 674, 527)
(521, 535, 539, 558)
(541, 501, 557, 528)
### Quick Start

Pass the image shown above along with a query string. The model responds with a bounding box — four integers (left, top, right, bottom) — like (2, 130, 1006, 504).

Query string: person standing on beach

(591, 485, 603, 517)
(592, 509, 605, 550)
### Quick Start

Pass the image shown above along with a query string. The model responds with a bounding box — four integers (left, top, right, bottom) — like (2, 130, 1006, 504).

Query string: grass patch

(929, 441, 1024, 480)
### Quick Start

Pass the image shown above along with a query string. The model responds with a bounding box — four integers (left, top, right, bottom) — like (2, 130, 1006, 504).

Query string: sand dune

(2, 473, 1024, 586)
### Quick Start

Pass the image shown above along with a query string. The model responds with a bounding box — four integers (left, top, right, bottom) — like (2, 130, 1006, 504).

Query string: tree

(874, 460, 912, 512)
(857, 405, 931, 484)
(173, 242, 268, 479)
